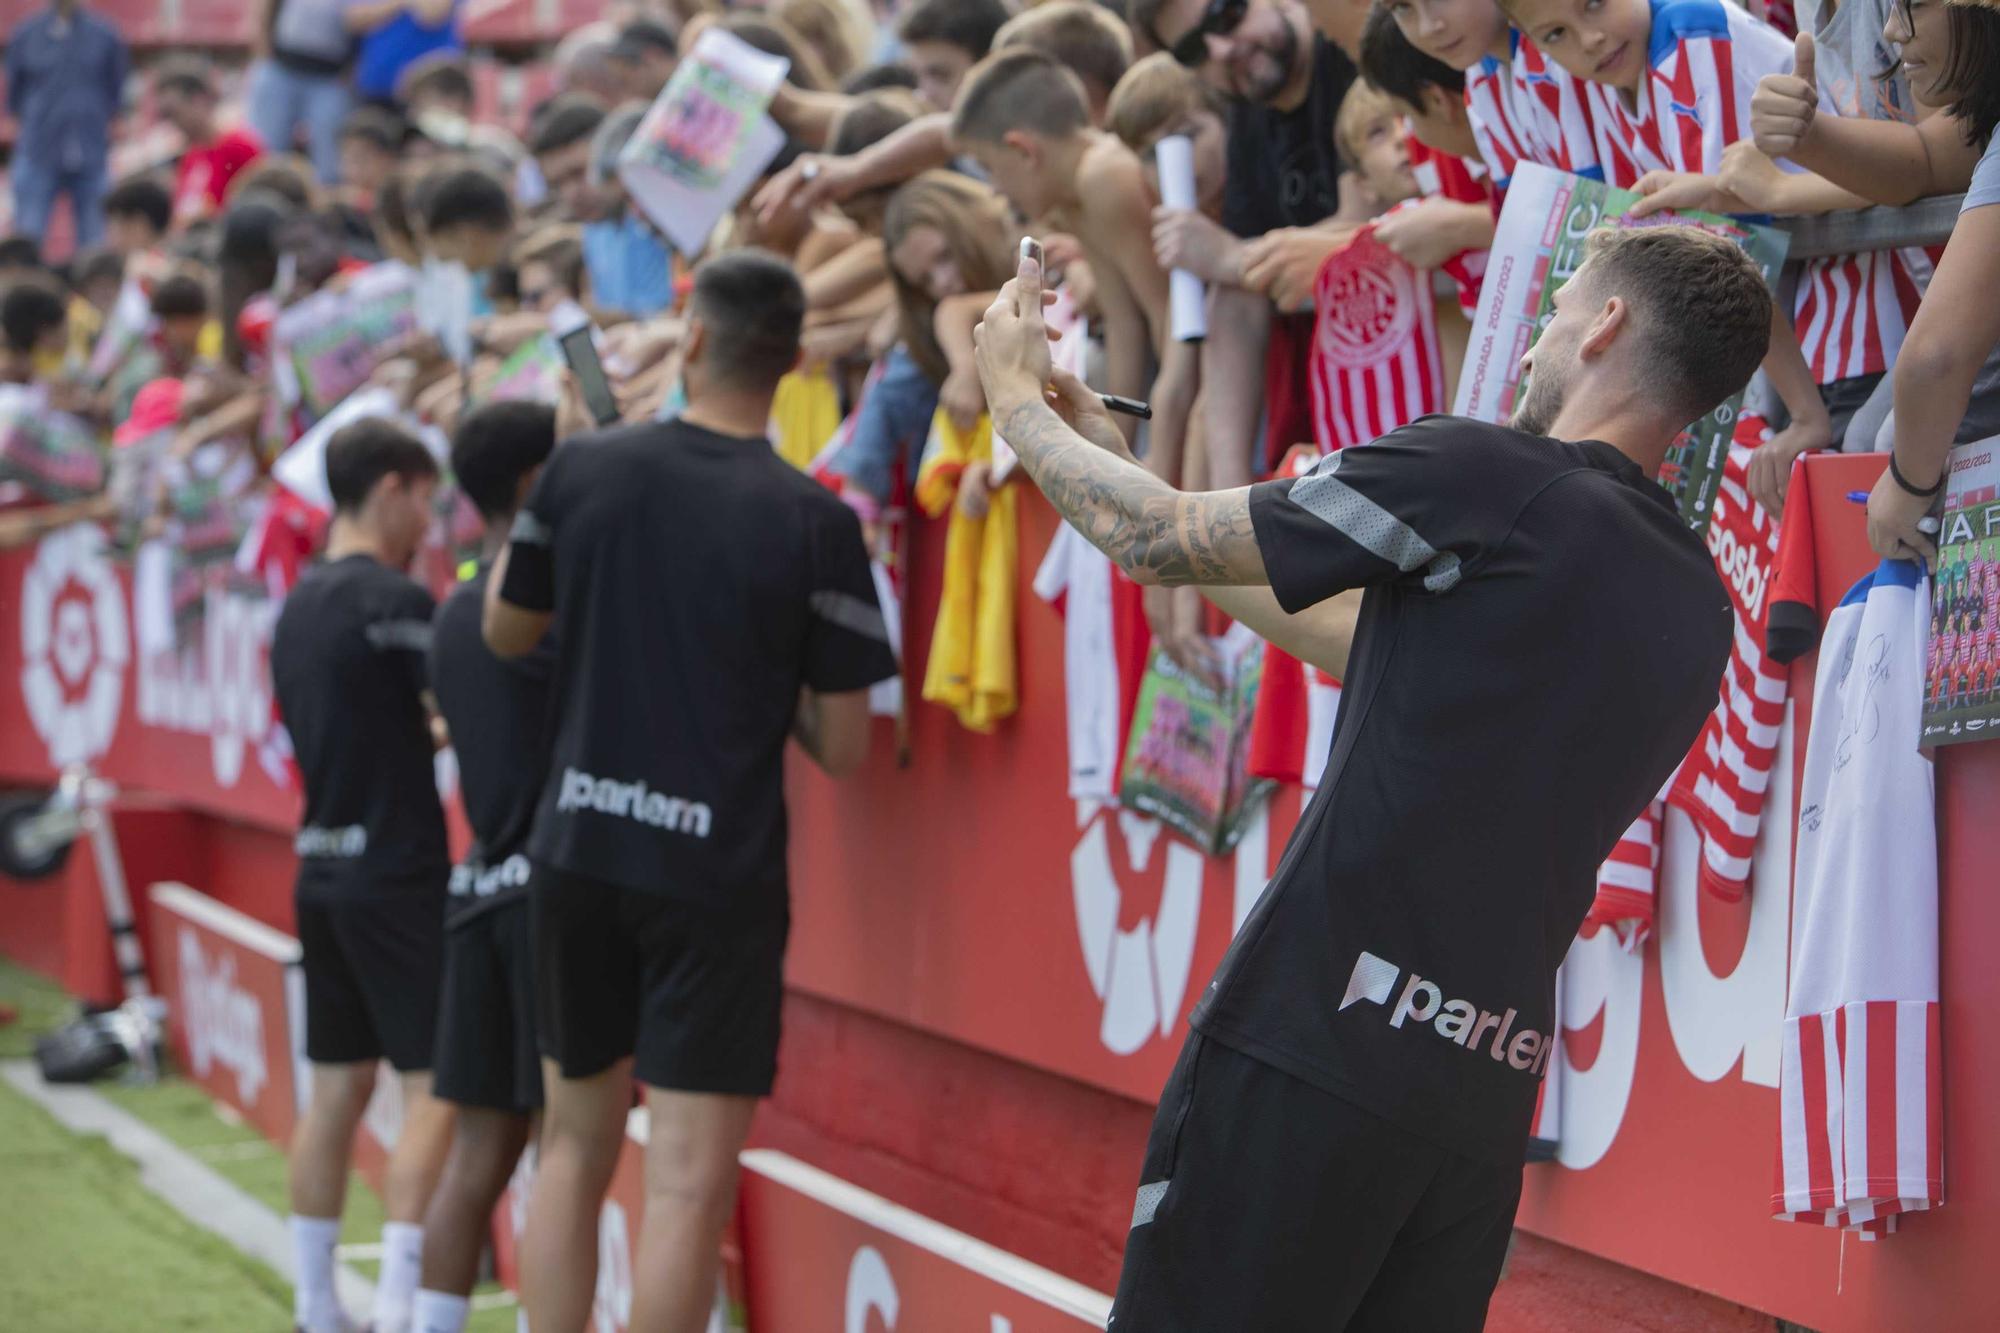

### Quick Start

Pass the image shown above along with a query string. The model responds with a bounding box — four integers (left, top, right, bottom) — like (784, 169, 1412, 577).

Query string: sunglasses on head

(1166, 0, 1250, 67)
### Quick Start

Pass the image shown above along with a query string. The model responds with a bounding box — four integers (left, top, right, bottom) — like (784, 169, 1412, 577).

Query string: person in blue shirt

(4, 0, 128, 248)
(347, 0, 463, 106)
(529, 96, 676, 318)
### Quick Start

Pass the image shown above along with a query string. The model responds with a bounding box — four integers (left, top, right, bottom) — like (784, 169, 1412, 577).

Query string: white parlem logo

(557, 766, 712, 838)
(20, 525, 128, 766)
(1340, 950, 1552, 1073)
(178, 928, 268, 1104)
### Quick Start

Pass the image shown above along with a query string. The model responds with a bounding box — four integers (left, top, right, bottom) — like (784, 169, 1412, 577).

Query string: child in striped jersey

(1358, 4, 1499, 314)
(1502, 0, 1841, 500)
(1382, 0, 1602, 189)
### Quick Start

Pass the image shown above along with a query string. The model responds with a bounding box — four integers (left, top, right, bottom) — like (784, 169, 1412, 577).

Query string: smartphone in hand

(555, 318, 621, 428)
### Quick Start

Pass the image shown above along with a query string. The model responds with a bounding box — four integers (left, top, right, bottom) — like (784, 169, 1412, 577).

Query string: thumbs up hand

(1752, 31, 1820, 159)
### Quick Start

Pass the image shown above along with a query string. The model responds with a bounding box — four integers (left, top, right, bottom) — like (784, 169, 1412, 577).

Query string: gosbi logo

(1340, 951, 1552, 1073)
(177, 928, 269, 1104)
(20, 525, 129, 766)
(1315, 238, 1417, 369)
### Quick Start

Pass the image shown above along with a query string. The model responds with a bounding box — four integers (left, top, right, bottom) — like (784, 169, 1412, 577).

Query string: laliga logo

(1070, 803, 1272, 1056)
(20, 525, 129, 766)
(845, 1246, 1013, 1333)
(178, 928, 269, 1104)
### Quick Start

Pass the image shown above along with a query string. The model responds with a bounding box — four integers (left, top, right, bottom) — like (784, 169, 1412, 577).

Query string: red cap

(115, 377, 184, 446)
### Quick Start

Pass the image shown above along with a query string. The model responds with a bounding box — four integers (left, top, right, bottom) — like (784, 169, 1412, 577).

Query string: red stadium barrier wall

(149, 881, 305, 1147)
(2, 452, 1997, 1330)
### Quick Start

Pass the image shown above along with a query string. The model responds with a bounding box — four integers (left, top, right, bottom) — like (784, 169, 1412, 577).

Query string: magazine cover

(618, 29, 789, 254)
(1119, 628, 1273, 854)
(271, 265, 421, 419)
(1452, 163, 1790, 532)
(1921, 435, 2000, 746)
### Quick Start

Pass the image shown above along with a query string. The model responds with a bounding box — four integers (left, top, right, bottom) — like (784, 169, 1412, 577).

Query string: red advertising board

(7, 454, 2000, 1331)
(148, 882, 305, 1147)
(739, 1149, 1109, 1332)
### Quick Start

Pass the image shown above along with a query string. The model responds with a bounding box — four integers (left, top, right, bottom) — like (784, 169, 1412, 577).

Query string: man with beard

(971, 223, 1757, 1329)
(1129, 0, 1361, 491)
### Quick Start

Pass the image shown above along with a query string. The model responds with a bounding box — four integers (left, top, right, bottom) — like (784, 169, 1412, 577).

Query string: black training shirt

(499, 418, 898, 911)
(429, 568, 552, 927)
(1222, 35, 1355, 238)
(271, 553, 449, 901)
(1193, 417, 1731, 1161)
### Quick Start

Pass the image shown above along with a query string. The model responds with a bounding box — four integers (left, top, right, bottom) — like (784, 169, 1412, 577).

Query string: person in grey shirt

(247, 0, 359, 184)
(4, 0, 127, 248)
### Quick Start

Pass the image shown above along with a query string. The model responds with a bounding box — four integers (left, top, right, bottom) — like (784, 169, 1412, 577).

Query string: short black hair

(690, 250, 805, 392)
(450, 400, 557, 521)
(528, 96, 609, 156)
(0, 236, 44, 270)
(613, 17, 677, 61)
(843, 62, 919, 96)
(1359, 3, 1466, 104)
(2, 277, 69, 354)
(419, 167, 515, 235)
(150, 271, 210, 320)
(154, 56, 215, 101)
(326, 417, 439, 513)
(73, 247, 126, 293)
(898, 0, 1011, 60)
(339, 105, 408, 154)
(106, 176, 175, 235)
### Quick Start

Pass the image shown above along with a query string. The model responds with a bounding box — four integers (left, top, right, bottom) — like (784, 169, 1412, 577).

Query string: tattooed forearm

(1000, 400, 1266, 586)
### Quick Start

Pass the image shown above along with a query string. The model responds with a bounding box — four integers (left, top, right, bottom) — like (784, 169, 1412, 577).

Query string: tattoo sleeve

(999, 399, 1267, 587)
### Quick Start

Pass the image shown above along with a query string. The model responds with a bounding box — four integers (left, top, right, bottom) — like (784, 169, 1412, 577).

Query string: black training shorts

(296, 887, 445, 1072)
(531, 863, 788, 1096)
(432, 895, 543, 1113)
(1108, 1032, 1524, 1332)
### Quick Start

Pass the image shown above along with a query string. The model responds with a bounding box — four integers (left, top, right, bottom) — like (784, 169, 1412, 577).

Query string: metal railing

(1778, 194, 1964, 258)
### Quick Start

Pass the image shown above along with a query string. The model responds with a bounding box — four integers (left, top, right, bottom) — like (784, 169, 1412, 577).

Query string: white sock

(290, 1214, 345, 1332)
(371, 1221, 425, 1333)
(411, 1289, 471, 1333)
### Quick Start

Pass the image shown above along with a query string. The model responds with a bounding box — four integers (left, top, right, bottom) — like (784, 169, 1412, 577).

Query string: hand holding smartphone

(551, 308, 621, 428)
(1017, 235, 1150, 421)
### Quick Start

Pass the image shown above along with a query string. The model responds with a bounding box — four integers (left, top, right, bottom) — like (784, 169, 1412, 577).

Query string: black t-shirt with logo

(1192, 417, 1731, 1161)
(1222, 35, 1355, 238)
(272, 553, 449, 902)
(429, 568, 552, 928)
(499, 419, 898, 913)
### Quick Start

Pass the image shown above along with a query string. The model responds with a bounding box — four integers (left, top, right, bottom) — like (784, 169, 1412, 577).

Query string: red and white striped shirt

(1667, 420, 1790, 900)
(1580, 0, 1796, 188)
(1514, 36, 1604, 182)
(1464, 35, 1543, 190)
(1406, 133, 1495, 316)
(1777, 561, 1941, 1238)
(1793, 246, 1930, 383)
(1307, 225, 1445, 453)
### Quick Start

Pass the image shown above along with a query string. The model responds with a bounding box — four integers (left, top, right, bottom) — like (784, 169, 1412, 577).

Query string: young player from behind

(410, 401, 558, 1333)
(270, 420, 456, 1333)
(485, 252, 898, 1333)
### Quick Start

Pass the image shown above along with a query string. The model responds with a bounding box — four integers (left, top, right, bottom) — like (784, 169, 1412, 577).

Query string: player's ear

(1578, 295, 1627, 361)
(1002, 128, 1039, 163)
(683, 315, 707, 366)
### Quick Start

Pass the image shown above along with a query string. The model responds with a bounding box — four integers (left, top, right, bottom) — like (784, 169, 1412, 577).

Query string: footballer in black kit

(272, 529, 450, 1072)
(484, 252, 898, 1330)
(969, 227, 1770, 1331)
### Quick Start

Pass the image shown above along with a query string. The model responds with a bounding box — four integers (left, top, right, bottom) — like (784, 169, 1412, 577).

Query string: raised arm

(974, 262, 1266, 587)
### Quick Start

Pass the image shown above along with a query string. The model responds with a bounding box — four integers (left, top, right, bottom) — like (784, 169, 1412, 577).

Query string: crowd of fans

(3, 0, 1998, 647)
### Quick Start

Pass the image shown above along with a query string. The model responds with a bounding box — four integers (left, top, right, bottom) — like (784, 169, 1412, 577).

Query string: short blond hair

(995, 2, 1134, 106)
(1333, 79, 1403, 172)
(950, 47, 1092, 145)
(1106, 52, 1226, 154)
